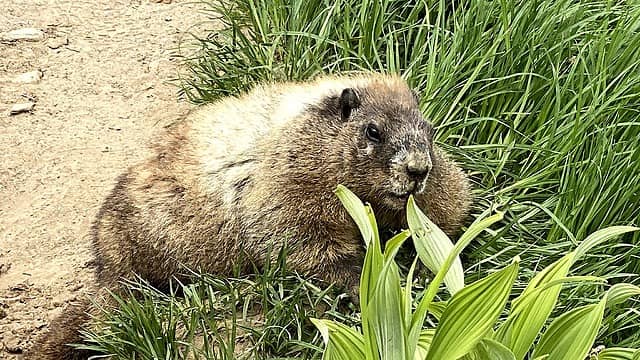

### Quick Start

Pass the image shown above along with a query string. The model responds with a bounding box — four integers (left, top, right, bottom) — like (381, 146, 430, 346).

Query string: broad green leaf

(473, 338, 517, 360)
(605, 283, 640, 308)
(495, 255, 586, 360)
(335, 185, 381, 360)
(598, 348, 640, 360)
(359, 241, 381, 360)
(519, 254, 575, 295)
(384, 230, 411, 261)
(497, 226, 638, 360)
(574, 226, 638, 261)
(532, 297, 606, 360)
(408, 211, 504, 357)
(513, 276, 604, 308)
(335, 184, 378, 247)
(368, 254, 407, 360)
(311, 319, 366, 360)
(426, 301, 447, 321)
(415, 329, 435, 360)
(426, 261, 519, 360)
(407, 196, 464, 295)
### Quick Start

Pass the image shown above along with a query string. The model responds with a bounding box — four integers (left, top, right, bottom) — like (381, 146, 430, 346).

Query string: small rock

(46, 36, 68, 49)
(3, 337, 22, 354)
(13, 70, 42, 84)
(9, 102, 35, 115)
(2, 28, 44, 42)
(0, 263, 10, 275)
(165, 16, 172, 22)
(0, 308, 6, 320)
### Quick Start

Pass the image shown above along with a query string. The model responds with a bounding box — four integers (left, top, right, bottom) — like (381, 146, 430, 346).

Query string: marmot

(31, 73, 471, 359)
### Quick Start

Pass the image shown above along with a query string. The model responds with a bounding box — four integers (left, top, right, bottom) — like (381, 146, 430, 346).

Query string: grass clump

(77, 249, 357, 359)
(179, 0, 640, 346)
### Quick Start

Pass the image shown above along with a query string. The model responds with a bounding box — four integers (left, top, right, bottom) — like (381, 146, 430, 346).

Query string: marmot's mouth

(390, 191, 411, 201)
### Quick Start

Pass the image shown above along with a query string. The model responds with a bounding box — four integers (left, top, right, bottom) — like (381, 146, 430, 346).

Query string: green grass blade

(574, 226, 639, 261)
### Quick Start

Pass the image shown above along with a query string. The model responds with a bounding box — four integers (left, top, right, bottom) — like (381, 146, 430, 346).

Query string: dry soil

(0, 0, 209, 356)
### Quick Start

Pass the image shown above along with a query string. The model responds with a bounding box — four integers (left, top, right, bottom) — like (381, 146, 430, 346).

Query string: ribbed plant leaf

(425, 260, 519, 360)
(311, 319, 366, 360)
(414, 329, 435, 360)
(474, 338, 517, 360)
(605, 283, 640, 308)
(495, 254, 573, 360)
(597, 347, 640, 360)
(408, 210, 504, 358)
(368, 253, 407, 360)
(335, 184, 378, 248)
(532, 298, 606, 360)
(335, 185, 381, 360)
(407, 196, 464, 295)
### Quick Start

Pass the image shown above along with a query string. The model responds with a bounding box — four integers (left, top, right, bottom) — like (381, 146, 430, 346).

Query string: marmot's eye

(365, 124, 381, 143)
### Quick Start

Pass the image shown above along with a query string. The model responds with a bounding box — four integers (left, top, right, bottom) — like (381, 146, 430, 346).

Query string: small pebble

(2, 28, 44, 42)
(46, 36, 69, 49)
(13, 70, 42, 84)
(3, 337, 23, 354)
(9, 102, 36, 115)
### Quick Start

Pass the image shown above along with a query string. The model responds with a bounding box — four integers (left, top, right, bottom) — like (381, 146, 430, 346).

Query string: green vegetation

(179, 0, 640, 347)
(77, 251, 356, 359)
(314, 185, 639, 360)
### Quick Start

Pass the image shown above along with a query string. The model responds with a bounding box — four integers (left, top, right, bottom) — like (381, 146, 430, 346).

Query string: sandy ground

(0, 0, 209, 356)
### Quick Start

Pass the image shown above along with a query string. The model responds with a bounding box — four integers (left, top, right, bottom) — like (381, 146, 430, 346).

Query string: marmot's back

(180, 74, 415, 186)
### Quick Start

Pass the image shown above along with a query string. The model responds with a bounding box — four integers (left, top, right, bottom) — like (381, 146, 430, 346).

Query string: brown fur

(30, 73, 471, 359)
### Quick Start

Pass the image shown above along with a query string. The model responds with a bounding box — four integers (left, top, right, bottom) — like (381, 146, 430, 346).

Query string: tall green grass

(179, 0, 640, 346)
(77, 249, 357, 359)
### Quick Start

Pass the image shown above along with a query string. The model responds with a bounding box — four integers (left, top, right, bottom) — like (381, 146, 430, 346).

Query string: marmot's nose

(406, 155, 432, 181)
(407, 162, 430, 179)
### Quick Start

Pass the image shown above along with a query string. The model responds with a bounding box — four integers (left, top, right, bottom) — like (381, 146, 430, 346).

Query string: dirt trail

(0, 0, 209, 356)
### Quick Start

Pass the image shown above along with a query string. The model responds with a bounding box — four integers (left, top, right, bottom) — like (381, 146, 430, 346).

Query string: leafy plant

(312, 185, 640, 360)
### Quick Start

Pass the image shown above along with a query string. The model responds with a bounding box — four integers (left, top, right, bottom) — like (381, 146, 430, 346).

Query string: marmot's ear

(340, 88, 361, 121)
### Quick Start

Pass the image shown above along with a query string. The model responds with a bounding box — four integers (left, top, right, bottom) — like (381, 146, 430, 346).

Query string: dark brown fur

(30, 73, 471, 359)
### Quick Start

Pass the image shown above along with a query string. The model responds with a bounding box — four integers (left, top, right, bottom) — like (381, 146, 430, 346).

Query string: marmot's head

(309, 75, 439, 212)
